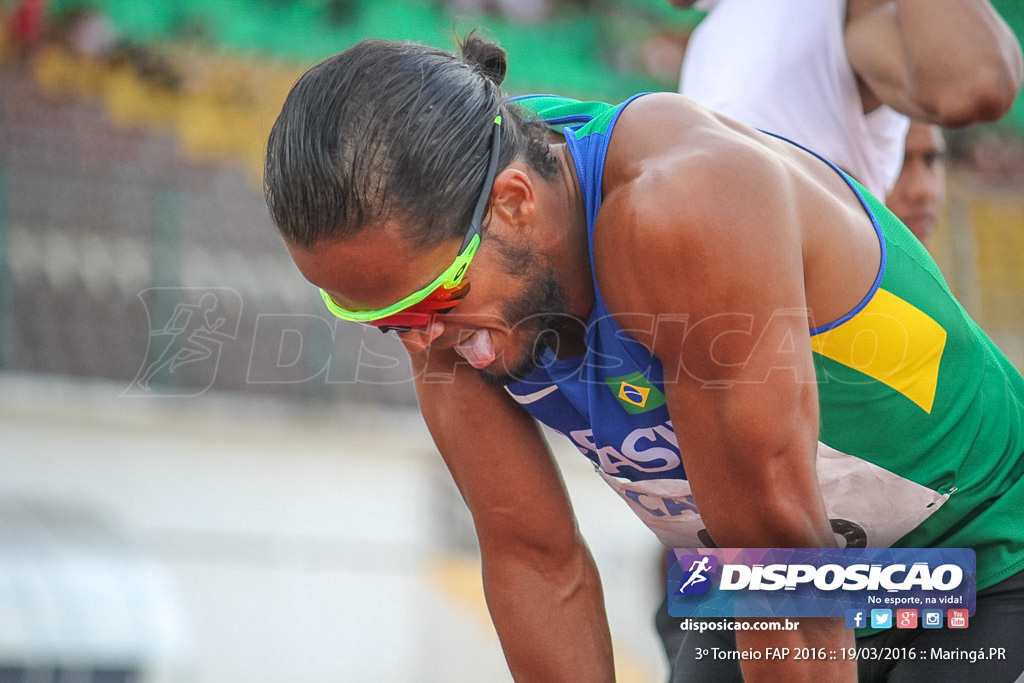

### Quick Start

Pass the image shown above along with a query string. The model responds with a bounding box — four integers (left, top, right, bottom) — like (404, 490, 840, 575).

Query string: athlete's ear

(487, 164, 535, 231)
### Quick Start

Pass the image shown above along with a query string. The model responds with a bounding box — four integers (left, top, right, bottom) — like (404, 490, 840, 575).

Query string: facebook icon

(846, 609, 867, 629)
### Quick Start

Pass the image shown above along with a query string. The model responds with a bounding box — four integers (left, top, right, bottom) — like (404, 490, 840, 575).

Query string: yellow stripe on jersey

(811, 288, 947, 413)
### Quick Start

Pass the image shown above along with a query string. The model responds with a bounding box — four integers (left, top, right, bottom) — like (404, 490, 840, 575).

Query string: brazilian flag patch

(605, 372, 666, 414)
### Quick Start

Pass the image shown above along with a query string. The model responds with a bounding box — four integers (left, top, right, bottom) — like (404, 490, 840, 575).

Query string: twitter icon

(871, 609, 893, 629)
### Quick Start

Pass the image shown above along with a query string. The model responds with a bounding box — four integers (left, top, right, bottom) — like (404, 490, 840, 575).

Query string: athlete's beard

(475, 246, 575, 388)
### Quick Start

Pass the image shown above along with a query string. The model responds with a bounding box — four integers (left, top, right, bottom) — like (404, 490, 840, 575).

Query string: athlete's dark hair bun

(459, 32, 507, 87)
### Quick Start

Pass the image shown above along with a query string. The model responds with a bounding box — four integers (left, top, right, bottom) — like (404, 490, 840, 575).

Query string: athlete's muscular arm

(599, 99, 858, 681)
(845, 0, 1022, 125)
(410, 348, 614, 682)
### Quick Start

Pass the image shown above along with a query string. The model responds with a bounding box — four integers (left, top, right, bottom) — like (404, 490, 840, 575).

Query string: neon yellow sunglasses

(319, 115, 502, 332)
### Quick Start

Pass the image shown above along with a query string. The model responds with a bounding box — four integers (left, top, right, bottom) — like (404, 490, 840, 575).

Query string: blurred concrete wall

(0, 373, 666, 683)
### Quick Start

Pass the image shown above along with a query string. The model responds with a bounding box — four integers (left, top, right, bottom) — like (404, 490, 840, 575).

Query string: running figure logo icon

(677, 554, 718, 596)
(125, 287, 242, 397)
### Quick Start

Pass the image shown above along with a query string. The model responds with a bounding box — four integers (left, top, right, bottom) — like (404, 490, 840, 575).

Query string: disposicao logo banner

(666, 548, 976, 618)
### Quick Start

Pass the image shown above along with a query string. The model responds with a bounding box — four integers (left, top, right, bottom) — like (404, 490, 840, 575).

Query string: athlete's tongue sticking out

(455, 329, 496, 369)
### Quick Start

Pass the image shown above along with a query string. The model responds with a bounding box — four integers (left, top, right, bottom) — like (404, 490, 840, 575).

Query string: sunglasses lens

(370, 281, 471, 331)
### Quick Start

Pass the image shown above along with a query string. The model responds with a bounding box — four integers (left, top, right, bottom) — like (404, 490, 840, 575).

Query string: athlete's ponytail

(458, 32, 558, 191)
(459, 31, 508, 88)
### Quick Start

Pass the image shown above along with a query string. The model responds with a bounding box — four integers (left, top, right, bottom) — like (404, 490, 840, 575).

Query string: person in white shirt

(669, 0, 1020, 199)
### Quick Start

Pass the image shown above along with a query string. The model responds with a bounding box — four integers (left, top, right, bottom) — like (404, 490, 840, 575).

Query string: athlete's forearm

(481, 539, 614, 682)
(897, 0, 1022, 124)
(847, 0, 1022, 124)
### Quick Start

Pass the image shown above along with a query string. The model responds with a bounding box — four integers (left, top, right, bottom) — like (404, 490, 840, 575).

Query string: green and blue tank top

(504, 94, 1024, 591)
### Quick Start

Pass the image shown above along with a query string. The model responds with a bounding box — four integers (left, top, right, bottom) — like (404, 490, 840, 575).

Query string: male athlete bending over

(264, 35, 1024, 683)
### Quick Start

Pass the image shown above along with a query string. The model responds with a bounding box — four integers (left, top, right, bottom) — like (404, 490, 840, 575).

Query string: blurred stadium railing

(0, 44, 421, 404)
(0, 0, 705, 404)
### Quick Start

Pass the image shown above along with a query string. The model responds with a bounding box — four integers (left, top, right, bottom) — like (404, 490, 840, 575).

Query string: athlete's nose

(397, 320, 445, 353)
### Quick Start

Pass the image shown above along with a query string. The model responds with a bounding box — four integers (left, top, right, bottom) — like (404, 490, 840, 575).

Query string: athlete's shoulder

(595, 93, 808, 319)
(602, 92, 780, 231)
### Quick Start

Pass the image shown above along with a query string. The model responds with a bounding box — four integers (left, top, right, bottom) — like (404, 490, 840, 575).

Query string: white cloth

(680, 0, 909, 198)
